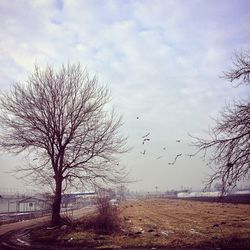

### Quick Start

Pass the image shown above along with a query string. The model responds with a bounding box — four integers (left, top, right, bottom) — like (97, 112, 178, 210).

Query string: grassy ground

(31, 198, 250, 249)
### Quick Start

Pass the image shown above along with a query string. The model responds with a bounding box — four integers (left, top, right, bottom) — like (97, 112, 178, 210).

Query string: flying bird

(142, 138, 150, 144)
(163, 147, 166, 150)
(169, 153, 182, 165)
(140, 150, 146, 155)
(176, 139, 181, 142)
(174, 153, 182, 161)
(136, 117, 139, 119)
(156, 156, 163, 160)
(142, 132, 150, 138)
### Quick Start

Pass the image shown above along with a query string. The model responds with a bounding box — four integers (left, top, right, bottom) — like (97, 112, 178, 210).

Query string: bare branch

(192, 50, 250, 194)
(222, 49, 250, 86)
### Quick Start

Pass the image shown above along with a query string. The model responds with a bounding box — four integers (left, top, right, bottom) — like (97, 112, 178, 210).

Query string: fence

(0, 209, 51, 225)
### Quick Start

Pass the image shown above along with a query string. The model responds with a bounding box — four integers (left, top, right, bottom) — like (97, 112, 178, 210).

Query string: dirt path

(0, 216, 49, 236)
(0, 206, 96, 250)
(0, 206, 94, 236)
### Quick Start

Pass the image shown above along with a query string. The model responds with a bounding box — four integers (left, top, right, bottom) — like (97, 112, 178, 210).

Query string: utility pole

(155, 186, 158, 196)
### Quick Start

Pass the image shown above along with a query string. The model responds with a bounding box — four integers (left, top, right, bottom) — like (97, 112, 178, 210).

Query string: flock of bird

(136, 116, 193, 166)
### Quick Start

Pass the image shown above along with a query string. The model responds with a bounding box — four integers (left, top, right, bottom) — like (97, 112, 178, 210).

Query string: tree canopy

(0, 64, 128, 225)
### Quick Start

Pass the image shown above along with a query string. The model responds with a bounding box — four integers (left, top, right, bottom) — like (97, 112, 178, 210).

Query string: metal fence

(0, 209, 51, 225)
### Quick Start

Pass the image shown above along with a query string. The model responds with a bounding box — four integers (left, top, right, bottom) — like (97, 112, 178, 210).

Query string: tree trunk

(51, 176, 62, 226)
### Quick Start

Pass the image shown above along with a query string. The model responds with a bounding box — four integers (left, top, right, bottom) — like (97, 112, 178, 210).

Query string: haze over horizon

(0, 0, 250, 193)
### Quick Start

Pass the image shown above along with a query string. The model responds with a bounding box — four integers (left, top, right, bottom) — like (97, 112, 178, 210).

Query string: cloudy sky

(0, 0, 250, 193)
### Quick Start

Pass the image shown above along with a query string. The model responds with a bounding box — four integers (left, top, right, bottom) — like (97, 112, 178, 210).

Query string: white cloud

(0, 0, 249, 191)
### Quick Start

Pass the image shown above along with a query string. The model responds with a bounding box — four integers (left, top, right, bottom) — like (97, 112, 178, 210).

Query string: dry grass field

(114, 198, 250, 248)
(31, 198, 250, 249)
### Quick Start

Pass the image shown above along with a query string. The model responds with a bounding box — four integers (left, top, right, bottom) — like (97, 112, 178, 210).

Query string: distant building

(0, 195, 50, 213)
(17, 197, 49, 212)
(61, 192, 97, 209)
(0, 196, 22, 213)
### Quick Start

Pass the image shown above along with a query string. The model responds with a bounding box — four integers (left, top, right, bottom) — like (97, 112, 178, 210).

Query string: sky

(0, 0, 250, 193)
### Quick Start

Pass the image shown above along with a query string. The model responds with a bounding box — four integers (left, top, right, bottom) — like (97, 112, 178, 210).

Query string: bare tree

(223, 49, 250, 86)
(192, 50, 250, 194)
(0, 64, 128, 226)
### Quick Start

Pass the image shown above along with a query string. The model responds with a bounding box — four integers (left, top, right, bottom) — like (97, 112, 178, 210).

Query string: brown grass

(117, 198, 250, 248)
(31, 198, 250, 249)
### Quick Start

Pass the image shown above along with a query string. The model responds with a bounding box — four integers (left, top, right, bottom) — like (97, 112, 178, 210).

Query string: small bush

(96, 195, 112, 216)
(81, 194, 121, 234)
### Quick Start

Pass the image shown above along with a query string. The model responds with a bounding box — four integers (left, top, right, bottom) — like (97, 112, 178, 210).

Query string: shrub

(81, 193, 121, 234)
